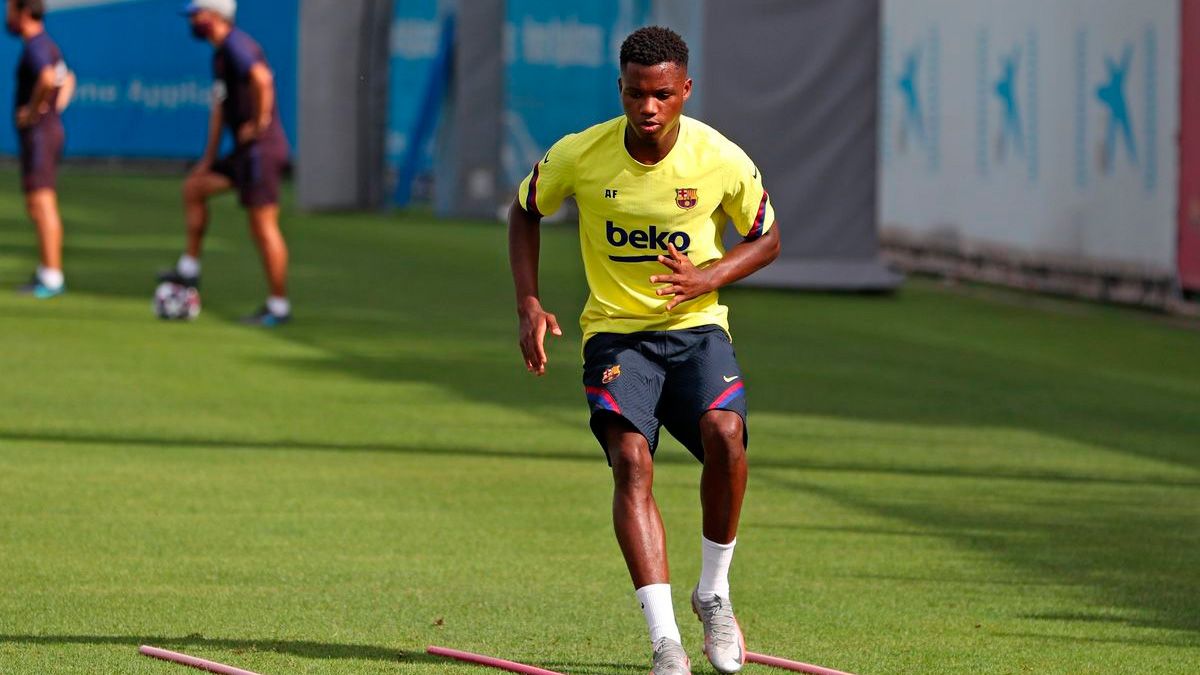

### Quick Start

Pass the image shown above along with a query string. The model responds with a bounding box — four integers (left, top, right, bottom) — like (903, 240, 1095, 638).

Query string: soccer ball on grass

(153, 281, 201, 320)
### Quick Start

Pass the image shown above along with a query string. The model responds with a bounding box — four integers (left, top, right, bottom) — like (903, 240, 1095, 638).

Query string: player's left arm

(17, 64, 61, 128)
(55, 67, 76, 113)
(652, 154, 781, 310)
(652, 227, 780, 310)
(238, 62, 275, 144)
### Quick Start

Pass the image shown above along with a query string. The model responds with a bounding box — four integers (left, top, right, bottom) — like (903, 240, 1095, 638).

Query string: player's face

(619, 61, 691, 143)
(188, 10, 217, 41)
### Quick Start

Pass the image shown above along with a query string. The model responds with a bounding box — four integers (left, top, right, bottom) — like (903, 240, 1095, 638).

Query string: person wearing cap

(162, 0, 292, 326)
(8, 0, 75, 299)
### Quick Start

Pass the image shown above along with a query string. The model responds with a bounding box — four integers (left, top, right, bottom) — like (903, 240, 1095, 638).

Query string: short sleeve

(27, 40, 56, 72)
(228, 37, 264, 77)
(516, 135, 576, 218)
(721, 151, 775, 241)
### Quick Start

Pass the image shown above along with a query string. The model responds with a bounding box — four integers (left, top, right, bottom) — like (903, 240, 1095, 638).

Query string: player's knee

(610, 442, 653, 489)
(24, 191, 51, 221)
(700, 412, 745, 456)
(182, 177, 208, 203)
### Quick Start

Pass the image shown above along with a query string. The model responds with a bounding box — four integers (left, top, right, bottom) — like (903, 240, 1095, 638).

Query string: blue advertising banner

(503, 0, 650, 187)
(0, 0, 297, 158)
(387, 0, 446, 203)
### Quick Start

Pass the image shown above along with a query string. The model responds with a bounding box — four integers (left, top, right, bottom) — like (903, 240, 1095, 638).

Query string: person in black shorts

(8, 0, 74, 298)
(162, 0, 291, 326)
(509, 27, 780, 674)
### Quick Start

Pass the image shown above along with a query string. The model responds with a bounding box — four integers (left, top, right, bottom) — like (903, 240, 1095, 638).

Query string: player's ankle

(266, 295, 290, 317)
(37, 265, 64, 290)
(177, 253, 201, 278)
(637, 583, 682, 645)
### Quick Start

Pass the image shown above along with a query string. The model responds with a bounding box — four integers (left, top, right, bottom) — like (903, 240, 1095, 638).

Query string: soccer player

(508, 26, 779, 675)
(8, 0, 74, 298)
(162, 0, 291, 326)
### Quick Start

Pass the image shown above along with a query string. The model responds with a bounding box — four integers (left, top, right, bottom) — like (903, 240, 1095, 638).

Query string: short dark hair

(620, 26, 688, 69)
(14, 0, 45, 20)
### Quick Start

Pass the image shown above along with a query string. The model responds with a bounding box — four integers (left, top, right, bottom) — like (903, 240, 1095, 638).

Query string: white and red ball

(153, 282, 201, 320)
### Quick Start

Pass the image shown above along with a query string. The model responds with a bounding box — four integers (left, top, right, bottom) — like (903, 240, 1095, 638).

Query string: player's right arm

(509, 199, 561, 376)
(194, 89, 224, 174)
(508, 137, 576, 376)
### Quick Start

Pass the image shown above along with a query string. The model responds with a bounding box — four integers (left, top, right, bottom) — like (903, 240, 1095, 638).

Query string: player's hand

(14, 106, 33, 129)
(189, 157, 213, 177)
(237, 122, 260, 144)
(517, 298, 562, 376)
(651, 243, 715, 311)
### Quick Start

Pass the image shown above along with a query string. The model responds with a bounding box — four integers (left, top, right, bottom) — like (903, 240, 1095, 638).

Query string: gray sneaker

(650, 637, 691, 675)
(691, 587, 746, 673)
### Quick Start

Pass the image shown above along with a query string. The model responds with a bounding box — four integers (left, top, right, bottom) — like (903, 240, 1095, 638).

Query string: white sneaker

(650, 637, 692, 675)
(691, 586, 746, 673)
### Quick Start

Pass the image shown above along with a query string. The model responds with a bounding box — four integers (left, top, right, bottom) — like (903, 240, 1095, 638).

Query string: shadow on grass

(757, 471, 1200, 639)
(539, 661, 646, 675)
(991, 631, 1200, 650)
(0, 633, 433, 663)
(0, 634, 646, 672)
(3, 429, 1198, 490)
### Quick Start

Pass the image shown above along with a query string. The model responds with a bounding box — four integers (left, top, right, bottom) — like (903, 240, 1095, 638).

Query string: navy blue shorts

(212, 139, 287, 208)
(18, 119, 64, 193)
(583, 325, 749, 463)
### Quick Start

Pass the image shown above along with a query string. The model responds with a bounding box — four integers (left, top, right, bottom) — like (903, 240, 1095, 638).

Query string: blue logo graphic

(897, 48, 925, 148)
(976, 29, 1037, 181)
(994, 48, 1023, 159)
(1096, 45, 1136, 171)
(881, 25, 940, 171)
(1075, 28, 1157, 193)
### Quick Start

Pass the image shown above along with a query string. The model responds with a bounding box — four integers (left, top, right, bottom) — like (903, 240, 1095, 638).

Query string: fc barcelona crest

(675, 188, 698, 210)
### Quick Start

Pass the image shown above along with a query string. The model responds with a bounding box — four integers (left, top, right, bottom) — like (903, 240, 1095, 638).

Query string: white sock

(266, 296, 291, 317)
(697, 536, 736, 601)
(177, 254, 201, 278)
(37, 265, 64, 290)
(636, 583, 681, 645)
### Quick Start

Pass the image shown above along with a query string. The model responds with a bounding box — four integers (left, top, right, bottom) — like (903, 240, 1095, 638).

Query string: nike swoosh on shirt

(723, 375, 740, 383)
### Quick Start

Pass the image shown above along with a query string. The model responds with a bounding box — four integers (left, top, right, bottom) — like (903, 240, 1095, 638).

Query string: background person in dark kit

(9, 0, 74, 298)
(162, 0, 292, 326)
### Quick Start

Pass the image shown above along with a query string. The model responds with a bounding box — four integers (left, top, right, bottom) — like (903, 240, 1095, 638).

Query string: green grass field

(0, 170, 1198, 674)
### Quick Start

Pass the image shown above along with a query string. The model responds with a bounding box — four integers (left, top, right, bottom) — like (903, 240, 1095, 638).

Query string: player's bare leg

(692, 410, 748, 673)
(20, 188, 65, 297)
(241, 204, 291, 326)
(609, 419, 668, 587)
(182, 170, 232, 260)
(27, 188, 62, 271)
(699, 410, 747, 544)
(246, 204, 287, 298)
(607, 416, 690, 674)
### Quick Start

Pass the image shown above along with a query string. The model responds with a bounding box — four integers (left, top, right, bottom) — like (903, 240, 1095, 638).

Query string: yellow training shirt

(517, 115, 775, 346)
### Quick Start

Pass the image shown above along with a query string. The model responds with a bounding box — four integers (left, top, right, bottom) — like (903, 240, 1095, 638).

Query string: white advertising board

(880, 0, 1180, 273)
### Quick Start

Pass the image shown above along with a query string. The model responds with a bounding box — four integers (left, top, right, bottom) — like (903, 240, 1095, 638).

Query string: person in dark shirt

(163, 0, 291, 326)
(7, 0, 74, 298)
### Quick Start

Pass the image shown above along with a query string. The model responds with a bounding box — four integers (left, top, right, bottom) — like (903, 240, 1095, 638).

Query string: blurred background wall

(880, 0, 1188, 304)
(13, 0, 1200, 303)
